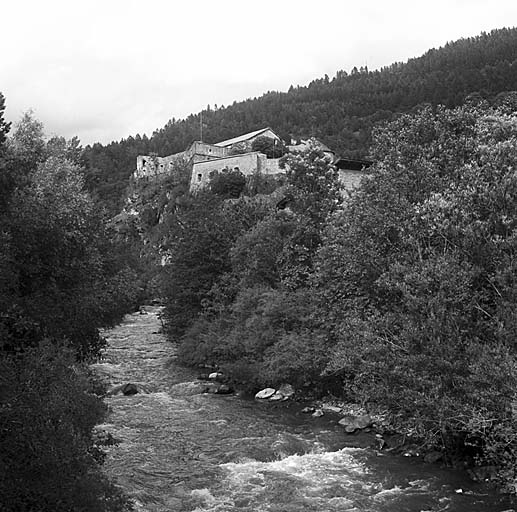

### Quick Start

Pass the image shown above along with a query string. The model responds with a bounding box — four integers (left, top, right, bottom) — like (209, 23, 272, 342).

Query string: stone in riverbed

(277, 383, 295, 399)
(213, 384, 233, 395)
(269, 391, 286, 401)
(255, 388, 276, 400)
(322, 405, 342, 414)
(122, 383, 139, 395)
(107, 382, 152, 396)
(209, 372, 224, 381)
(424, 450, 443, 464)
(312, 409, 325, 418)
(338, 414, 372, 433)
(301, 406, 315, 414)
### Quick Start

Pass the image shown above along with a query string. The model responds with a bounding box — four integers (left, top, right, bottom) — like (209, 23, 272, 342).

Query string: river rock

(467, 465, 498, 482)
(312, 409, 325, 418)
(170, 381, 212, 395)
(107, 382, 151, 396)
(302, 406, 315, 413)
(322, 405, 342, 414)
(209, 372, 224, 381)
(277, 383, 295, 399)
(338, 414, 372, 433)
(122, 383, 138, 395)
(255, 388, 276, 399)
(424, 451, 443, 464)
(214, 384, 233, 395)
(269, 391, 286, 401)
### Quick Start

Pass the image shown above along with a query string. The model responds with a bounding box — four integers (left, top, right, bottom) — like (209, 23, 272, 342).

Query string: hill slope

(83, 27, 517, 213)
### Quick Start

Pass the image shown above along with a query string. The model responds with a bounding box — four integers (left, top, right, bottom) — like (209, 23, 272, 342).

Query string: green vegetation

(161, 103, 517, 490)
(0, 100, 135, 511)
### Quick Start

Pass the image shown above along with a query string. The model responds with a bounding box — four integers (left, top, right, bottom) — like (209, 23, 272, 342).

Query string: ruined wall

(135, 153, 187, 179)
(134, 141, 231, 180)
(338, 169, 367, 192)
(263, 158, 283, 175)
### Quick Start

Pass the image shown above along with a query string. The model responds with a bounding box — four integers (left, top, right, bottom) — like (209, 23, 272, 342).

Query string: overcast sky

(2, 0, 516, 145)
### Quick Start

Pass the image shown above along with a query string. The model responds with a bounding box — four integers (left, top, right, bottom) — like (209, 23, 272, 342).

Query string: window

(197, 174, 202, 182)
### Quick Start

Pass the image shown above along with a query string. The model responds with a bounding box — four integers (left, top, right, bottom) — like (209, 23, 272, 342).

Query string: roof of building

(334, 157, 373, 171)
(215, 127, 278, 147)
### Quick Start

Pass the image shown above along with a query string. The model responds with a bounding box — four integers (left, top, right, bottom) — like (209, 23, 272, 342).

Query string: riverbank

(92, 306, 514, 511)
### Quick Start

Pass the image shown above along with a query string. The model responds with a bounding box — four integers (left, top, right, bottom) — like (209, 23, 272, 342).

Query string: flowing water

(92, 307, 514, 512)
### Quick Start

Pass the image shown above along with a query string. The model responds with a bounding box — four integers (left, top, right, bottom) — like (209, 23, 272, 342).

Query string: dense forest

(84, 27, 517, 213)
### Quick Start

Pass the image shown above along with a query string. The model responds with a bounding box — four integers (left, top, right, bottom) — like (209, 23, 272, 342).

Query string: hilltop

(83, 27, 517, 213)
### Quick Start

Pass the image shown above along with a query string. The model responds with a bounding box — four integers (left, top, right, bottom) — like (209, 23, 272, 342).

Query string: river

(91, 306, 514, 512)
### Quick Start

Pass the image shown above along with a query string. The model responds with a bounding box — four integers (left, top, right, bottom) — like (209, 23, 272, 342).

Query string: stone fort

(135, 127, 371, 192)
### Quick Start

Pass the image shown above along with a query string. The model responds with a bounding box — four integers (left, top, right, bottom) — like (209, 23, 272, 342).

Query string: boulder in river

(209, 372, 225, 381)
(107, 382, 153, 396)
(255, 388, 276, 400)
(338, 414, 372, 433)
(122, 383, 139, 395)
(322, 405, 342, 414)
(213, 384, 234, 395)
(269, 391, 286, 401)
(312, 409, 325, 418)
(277, 383, 295, 399)
(301, 406, 315, 414)
(424, 451, 443, 464)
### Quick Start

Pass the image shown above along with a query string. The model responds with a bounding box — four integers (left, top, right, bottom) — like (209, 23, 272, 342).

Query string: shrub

(0, 341, 132, 512)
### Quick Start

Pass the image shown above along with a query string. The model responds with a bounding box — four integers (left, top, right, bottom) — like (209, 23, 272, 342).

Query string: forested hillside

(84, 27, 517, 213)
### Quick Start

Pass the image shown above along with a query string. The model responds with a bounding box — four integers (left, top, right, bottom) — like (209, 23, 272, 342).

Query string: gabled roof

(215, 127, 278, 147)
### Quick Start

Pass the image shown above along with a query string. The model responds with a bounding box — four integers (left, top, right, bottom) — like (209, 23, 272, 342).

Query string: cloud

(2, 0, 516, 144)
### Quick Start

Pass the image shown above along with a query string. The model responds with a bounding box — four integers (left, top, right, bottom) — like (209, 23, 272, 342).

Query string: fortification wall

(338, 169, 367, 192)
(135, 153, 187, 179)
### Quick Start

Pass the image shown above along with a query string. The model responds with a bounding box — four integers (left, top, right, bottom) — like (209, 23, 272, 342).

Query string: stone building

(190, 151, 283, 190)
(334, 157, 373, 192)
(134, 127, 284, 186)
(214, 127, 282, 152)
(134, 127, 372, 193)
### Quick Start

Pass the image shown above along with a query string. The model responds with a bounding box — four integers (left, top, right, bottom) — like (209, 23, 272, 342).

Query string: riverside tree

(0, 106, 134, 511)
(315, 103, 517, 484)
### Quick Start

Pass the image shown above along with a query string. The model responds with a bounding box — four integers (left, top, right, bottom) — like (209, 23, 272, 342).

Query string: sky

(2, 0, 517, 146)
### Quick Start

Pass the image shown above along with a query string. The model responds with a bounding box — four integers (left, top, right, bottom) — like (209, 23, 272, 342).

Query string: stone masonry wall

(190, 153, 284, 191)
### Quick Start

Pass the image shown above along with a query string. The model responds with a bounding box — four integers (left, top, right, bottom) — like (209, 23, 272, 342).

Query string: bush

(0, 341, 131, 512)
(314, 104, 517, 477)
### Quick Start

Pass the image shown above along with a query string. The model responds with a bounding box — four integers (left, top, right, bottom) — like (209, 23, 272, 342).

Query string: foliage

(175, 148, 339, 387)
(0, 105, 135, 510)
(0, 154, 137, 357)
(9, 110, 46, 172)
(0, 92, 10, 146)
(161, 192, 276, 338)
(251, 136, 287, 158)
(210, 168, 246, 198)
(0, 342, 132, 512)
(314, 103, 517, 477)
